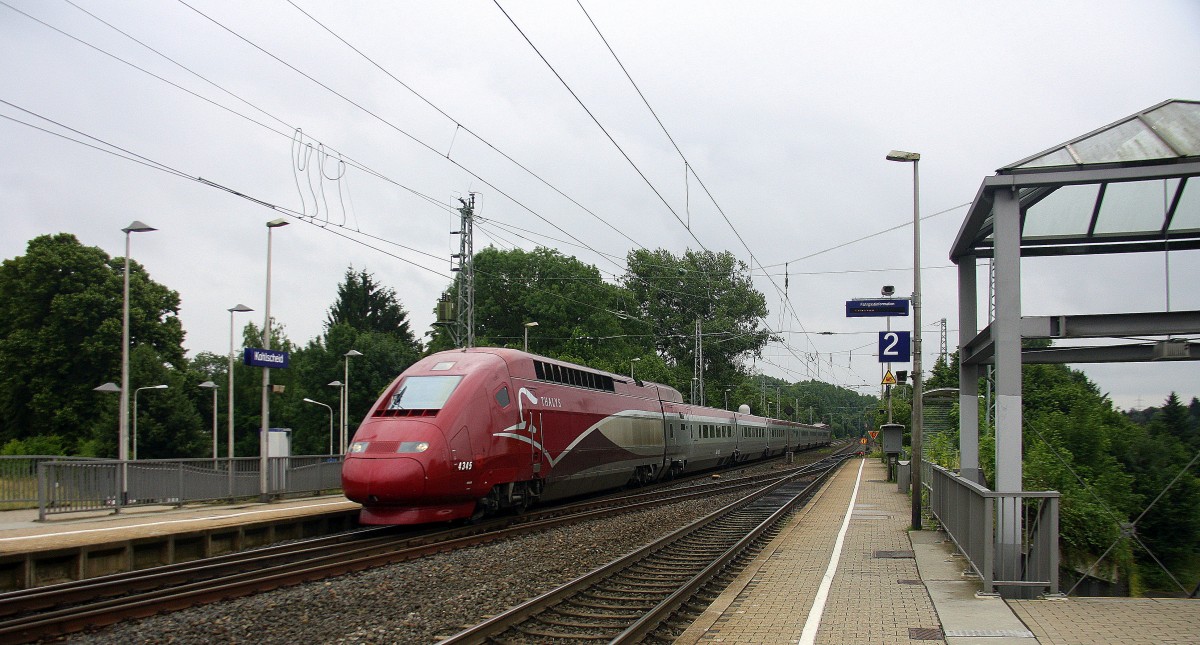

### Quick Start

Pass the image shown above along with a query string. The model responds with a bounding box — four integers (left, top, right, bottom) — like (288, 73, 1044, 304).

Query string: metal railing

(927, 463, 1059, 597)
(0, 456, 97, 506)
(36, 456, 344, 520)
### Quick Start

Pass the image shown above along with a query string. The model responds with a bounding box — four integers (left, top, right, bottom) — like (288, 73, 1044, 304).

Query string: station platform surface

(0, 495, 360, 555)
(674, 457, 1200, 645)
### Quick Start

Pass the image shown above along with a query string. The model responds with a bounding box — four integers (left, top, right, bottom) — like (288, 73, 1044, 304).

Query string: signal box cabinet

(880, 423, 904, 455)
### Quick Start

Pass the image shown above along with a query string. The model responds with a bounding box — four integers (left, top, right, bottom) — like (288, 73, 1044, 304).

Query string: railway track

(0, 447, 843, 643)
(437, 451, 852, 644)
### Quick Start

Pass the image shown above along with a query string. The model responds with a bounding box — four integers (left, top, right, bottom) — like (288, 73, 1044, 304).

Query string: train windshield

(386, 375, 463, 411)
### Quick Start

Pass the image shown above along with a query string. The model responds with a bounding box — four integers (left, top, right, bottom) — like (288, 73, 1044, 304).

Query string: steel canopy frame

(949, 99, 1200, 597)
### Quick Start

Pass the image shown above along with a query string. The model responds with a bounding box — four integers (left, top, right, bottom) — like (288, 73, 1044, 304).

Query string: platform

(674, 457, 1200, 645)
(0, 496, 359, 590)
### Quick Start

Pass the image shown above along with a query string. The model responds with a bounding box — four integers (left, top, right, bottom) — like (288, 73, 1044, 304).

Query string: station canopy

(951, 99, 1200, 261)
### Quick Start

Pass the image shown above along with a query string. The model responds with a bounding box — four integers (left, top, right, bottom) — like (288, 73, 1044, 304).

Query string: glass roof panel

(1094, 179, 1174, 235)
(1005, 100, 1200, 171)
(1022, 184, 1099, 238)
(1018, 148, 1076, 169)
(1169, 178, 1200, 232)
(1141, 101, 1200, 155)
(1066, 118, 1176, 165)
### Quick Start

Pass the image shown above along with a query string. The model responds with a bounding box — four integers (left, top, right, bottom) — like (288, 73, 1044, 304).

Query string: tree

(623, 248, 773, 396)
(427, 247, 644, 372)
(326, 267, 419, 345)
(0, 234, 186, 454)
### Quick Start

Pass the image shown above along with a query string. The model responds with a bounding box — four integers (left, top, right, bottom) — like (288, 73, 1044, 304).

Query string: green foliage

(1, 435, 65, 456)
(623, 249, 772, 387)
(0, 234, 185, 454)
(428, 246, 643, 367)
(325, 267, 419, 345)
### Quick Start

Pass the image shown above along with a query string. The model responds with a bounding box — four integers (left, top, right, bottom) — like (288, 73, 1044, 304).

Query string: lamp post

(303, 398, 335, 455)
(198, 381, 218, 460)
(342, 349, 362, 454)
(523, 321, 538, 352)
(227, 304, 253, 460)
(724, 388, 731, 411)
(132, 384, 167, 460)
(328, 380, 344, 454)
(261, 218, 288, 500)
(887, 148, 922, 530)
(118, 221, 155, 502)
(630, 357, 641, 379)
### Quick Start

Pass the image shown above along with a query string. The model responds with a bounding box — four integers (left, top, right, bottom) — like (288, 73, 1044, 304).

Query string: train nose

(342, 456, 426, 503)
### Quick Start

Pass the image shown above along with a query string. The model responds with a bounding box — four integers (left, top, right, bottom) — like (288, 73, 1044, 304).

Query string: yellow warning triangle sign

(882, 370, 897, 386)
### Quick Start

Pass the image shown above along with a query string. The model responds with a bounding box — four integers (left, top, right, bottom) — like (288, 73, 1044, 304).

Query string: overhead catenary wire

(15, 1, 949, 393)
(173, 0, 634, 281)
(283, 0, 649, 257)
(560, 1, 827, 384)
(493, 0, 708, 254)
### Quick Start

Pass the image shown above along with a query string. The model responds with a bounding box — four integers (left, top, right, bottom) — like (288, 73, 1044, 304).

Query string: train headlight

(396, 441, 430, 453)
(349, 441, 369, 454)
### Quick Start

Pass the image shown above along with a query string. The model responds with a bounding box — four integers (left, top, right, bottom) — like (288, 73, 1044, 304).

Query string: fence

(0, 456, 98, 507)
(927, 462, 1059, 597)
(36, 455, 344, 520)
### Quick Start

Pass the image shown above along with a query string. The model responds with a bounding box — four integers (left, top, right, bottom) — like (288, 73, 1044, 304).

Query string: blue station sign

(845, 298, 910, 317)
(879, 331, 911, 363)
(244, 347, 290, 369)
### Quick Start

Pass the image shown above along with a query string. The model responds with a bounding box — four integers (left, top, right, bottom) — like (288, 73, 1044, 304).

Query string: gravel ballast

(68, 464, 801, 644)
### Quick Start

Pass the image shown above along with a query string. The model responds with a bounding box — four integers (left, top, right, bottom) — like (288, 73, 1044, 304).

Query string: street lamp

(118, 221, 155, 500)
(724, 388, 731, 411)
(132, 384, 167, 460)
(342, 349, 362, 454)
(630, 357, 641, 380)
(523, 321, 538, 352)
(227, 304, 253, 460)
(303, 398, 335, 455)
(198, 381, 218, 459)
(328, 380, 344, 453)
(887, 148, 923, 530)
(261, 218, 288, 500)
(94, 382, 120, 442)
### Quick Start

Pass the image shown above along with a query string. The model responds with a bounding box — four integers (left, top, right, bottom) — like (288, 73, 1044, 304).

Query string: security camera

(881, 285, 895, 296)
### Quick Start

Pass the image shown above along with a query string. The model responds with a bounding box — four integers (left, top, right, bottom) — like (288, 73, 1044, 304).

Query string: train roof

(422, 347, 685, 403)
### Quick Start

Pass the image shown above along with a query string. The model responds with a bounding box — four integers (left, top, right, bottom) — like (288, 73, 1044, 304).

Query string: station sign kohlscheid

(845, 298, 910, 317)
(244, 347, 290, 368)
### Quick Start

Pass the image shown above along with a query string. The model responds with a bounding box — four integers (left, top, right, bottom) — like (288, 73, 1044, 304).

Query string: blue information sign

(878, 331, 911, 363)
(244, 347, 290, 368)
(846, 298, 910, 317)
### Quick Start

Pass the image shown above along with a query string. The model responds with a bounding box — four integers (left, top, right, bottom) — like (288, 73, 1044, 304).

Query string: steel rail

(0, 447, 843, 643)
(437, 451, 852, 643)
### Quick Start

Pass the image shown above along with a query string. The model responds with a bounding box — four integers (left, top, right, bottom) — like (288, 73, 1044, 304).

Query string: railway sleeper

(540, 609, 638, 623)
(605, 579, 686, 591)
(580, 590, 659, 605)
(622, 566, 693, 579)
(514, 625, 615, 641)
(584, 596, 661, 607)
(568, 592, 652, 606)
(555, 606, 644, 620)
(590, 587, 664, 599)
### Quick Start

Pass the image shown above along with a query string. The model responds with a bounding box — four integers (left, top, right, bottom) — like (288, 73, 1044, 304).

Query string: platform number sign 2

(878, 331, 911, 363)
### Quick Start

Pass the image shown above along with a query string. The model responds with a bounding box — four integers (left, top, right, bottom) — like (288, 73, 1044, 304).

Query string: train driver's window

(495, 385, 510, 407)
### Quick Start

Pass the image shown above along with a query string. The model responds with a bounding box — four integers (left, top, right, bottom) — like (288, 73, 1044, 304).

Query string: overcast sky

(2, 0, 1198, 410)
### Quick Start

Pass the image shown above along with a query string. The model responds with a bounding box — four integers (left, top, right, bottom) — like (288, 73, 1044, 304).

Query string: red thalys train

(341, 348, 830, 524)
